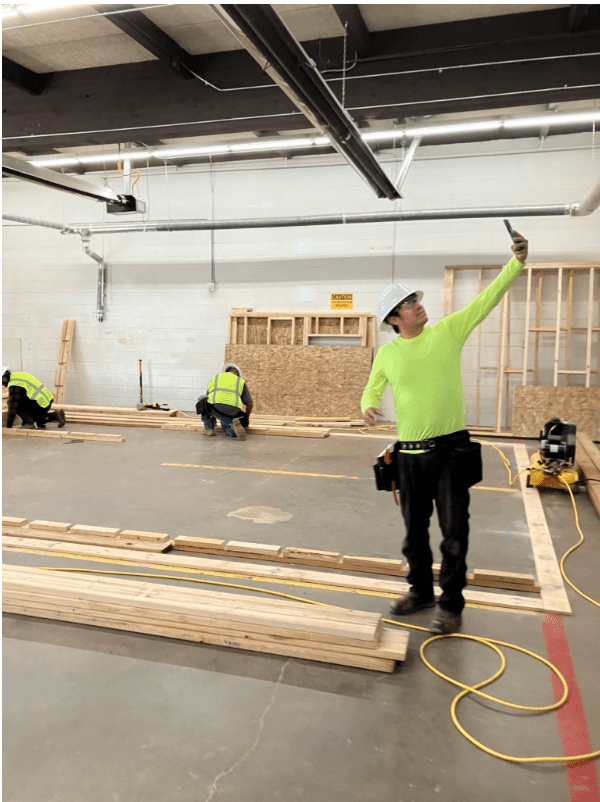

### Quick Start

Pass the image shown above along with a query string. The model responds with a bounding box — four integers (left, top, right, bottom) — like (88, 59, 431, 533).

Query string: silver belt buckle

(426, 439, 437, 450)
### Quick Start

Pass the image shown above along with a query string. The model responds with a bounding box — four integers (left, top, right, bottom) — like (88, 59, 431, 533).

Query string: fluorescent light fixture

(156, 144, 230, 158)
(2, 2, 83, 18)
(362, 121, 502, 141)
(31, 151, 153, 167)
(504, 111, 600, 128)
(24, 110, 599, 171)
(28, 156, 81, 167)
(229, 137, 325, 152)
(2, 2, 176, 18)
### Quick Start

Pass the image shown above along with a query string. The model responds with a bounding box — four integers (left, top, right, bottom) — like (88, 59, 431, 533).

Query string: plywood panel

(512, 386, 600, 438)
(225, 344, 373, 418)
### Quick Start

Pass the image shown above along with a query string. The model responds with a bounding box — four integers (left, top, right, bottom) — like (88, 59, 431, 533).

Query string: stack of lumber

(2, 564, 410, 672)
(576, 433, 600, 518)
(2, 517, 172, 553)
(53, 319, 75, 404)
(2, 427, 123, 443)
(173, 536, 540, 593)
(161, 420, 330, 438)
(54, 404, 177, 428)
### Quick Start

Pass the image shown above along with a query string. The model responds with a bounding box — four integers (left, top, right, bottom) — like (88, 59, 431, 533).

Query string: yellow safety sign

(330, 293, 353, 310)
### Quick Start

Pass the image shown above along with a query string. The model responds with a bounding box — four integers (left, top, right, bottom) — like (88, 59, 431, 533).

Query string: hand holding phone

(504, 219, 528, 263)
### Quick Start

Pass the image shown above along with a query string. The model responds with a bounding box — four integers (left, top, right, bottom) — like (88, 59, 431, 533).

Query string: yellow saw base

(527, 451, 579, 491)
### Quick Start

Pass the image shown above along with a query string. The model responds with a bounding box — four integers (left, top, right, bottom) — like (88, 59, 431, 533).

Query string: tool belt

(373, 430, 483, 500)
(395, 429, 469, 451)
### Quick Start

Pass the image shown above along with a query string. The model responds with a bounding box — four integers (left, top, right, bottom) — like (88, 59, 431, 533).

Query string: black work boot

(389, 591, 435, 616)
(429, 609, 462, 634)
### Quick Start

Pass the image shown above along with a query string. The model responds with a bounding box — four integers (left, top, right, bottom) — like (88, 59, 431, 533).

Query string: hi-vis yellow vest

(208, 372, 245, 410)
(7, 372, 54, 408)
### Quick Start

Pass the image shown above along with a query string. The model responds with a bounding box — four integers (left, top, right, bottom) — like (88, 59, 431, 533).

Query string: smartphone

(503, 219, 515, 239)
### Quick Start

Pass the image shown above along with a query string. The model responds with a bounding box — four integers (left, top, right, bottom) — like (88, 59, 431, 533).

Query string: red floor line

(542, 614, 599, 802)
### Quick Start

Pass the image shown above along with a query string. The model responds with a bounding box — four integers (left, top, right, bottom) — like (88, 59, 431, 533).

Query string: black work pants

(17, 397, 53, 426)
(396, 434, 473, 614)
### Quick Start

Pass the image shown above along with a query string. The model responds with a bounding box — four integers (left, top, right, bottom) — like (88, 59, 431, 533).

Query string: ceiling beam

(331, 5, 371, 59)
(208, 4, 399, 200)
(2, 57, 53, 96)
(90, 4, 194, 78)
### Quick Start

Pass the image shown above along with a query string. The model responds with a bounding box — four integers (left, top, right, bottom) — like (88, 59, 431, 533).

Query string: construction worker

(199, 363, 253, 440)
(361, 232, 528, 634)
(2, 367, 66, 430)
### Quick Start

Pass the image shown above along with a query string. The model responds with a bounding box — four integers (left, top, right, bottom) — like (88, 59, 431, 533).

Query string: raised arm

(444, 231, 528, 345)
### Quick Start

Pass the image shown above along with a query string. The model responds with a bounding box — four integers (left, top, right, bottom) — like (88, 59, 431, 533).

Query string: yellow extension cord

(37, 439, 599, 766)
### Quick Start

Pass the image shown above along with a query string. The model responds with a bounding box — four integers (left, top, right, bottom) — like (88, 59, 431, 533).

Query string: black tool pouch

(373, 443, 399, 502)
(452, 440, 483, 488)
(195, 395, 210, 416)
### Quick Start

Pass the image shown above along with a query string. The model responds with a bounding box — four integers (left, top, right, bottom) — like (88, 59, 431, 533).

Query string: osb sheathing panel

(225, 345, 373, 417)
(512, 386, 600, 439)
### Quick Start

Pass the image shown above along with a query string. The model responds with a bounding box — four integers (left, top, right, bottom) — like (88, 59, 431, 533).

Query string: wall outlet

(207, 282, 215, 292)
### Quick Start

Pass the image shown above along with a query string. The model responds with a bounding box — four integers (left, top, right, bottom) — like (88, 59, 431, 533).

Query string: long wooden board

(162, 422, 330, 438)
(1, 536, 548, 614)
(173, 536, 539, 591)
(2, 525, 171, 553)
(2, 427, 124, 443)
(514, 444, 571, 614)
(53, 319, 75, 404)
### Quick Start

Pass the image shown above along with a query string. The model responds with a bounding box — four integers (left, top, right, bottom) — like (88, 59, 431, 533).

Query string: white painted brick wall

(3, 134, 599, 423)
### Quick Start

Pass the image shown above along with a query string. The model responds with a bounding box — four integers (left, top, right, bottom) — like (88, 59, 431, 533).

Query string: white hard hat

(377, 283, 423, 331)
(222, 362, 242, 375)
(2, 365, 10, 374)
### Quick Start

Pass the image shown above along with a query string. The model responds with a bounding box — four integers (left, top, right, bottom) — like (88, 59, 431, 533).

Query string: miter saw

(526, 417, 579, 491)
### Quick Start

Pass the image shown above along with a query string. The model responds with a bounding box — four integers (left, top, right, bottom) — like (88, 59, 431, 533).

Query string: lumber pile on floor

(53, 404, 177, 429)
(161, 421, 330, 438)
(2, 517, 172, 552)
(2, 564, 409, 672)
(576, 433, 600, 518)
(173, 536, 540, 593)
(2, 427, 124, 443)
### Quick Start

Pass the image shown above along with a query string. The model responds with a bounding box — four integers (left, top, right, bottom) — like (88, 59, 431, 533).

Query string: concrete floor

(3, 424, 600, 802)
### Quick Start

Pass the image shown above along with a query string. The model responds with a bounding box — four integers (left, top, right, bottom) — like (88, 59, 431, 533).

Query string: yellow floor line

(161, 463, 515, 490)
(161, 463, 360, 479)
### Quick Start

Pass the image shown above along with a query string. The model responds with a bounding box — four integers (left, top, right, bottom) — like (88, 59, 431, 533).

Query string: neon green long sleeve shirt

(361, 256, 525, 441)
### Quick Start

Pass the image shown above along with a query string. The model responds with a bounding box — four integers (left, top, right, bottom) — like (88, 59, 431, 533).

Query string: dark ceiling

(2, 3, 600, 159)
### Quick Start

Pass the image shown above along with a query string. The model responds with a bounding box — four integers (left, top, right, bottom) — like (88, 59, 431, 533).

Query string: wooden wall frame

(444, 263, 600, 433)
(229, 311, 376, 348)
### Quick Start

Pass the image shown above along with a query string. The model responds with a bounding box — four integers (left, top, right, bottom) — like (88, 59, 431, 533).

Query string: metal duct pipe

(2, 213, 75, 232)
(572, 177, 600, 216)
(3, 176, 599, 236)
(81, 234, 106, 322)
(394, 137, 421, 192)
(58, 204, 574, 235)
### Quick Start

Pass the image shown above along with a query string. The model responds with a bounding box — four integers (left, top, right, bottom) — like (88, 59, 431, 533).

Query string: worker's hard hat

(222, 362, 242, 375)
(2, 365, 10, 375)
(377, 283, 423, 331)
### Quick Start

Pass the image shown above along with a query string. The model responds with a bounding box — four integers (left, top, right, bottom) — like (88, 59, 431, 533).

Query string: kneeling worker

(200, 363, 253, 440)
(2, 367, 66, 430)
(361, 231, 528, 634)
